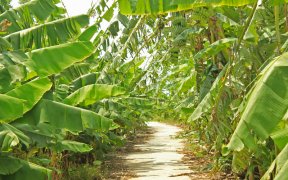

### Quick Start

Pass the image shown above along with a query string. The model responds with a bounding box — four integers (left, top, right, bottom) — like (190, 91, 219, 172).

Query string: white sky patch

(61, 0, 97, 16)
(11, 0, 20, 7)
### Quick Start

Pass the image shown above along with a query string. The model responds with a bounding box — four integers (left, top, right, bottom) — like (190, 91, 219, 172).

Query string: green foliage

(119, 0, 257, 15)
(0, 0, 150, 178)
(0, 0, 55, 33)
(5, 15, 89, 49)
(63, 84, 126, 106)
(17, 99, 113, 132)
(26, 41, 94, 77)
(227, 53, 288, 151)
(118, 0, 288, 179)
(1, 0, 288, 179)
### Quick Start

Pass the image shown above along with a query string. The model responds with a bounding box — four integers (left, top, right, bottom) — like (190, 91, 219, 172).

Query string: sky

(61, 0, 97, 16)
(11, 0, 97, 16)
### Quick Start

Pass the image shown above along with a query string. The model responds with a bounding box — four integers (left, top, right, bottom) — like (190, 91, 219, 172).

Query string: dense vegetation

(1, 0, 288, 179)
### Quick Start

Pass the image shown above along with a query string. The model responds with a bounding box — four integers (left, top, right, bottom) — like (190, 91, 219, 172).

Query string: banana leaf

(17, 99, 113, 132)
(227, 53, 288, 151)
(0, 0, 55, 33)
(5, 15, 89, 50)
(53, 140, 93, 153)
(63, 84, 126, 106)
(0, 94, 24, 122)
(6, 78, 52, 113)
(0, 123, 31, 152)
(0, 156, 52, 180)
(25, 41, 94, 77)
(118, 0, 256, 15)
(0, 78, 52, 123)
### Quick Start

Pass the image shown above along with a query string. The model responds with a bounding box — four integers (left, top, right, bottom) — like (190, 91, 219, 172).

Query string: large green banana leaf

(16, 99, 113, 132)
(63, 84, 126, 106)
(0, 0, 55, 33)
(5, 15, 89, 50)
(6, 78, 52, 113)
(118, 0, 256, 15)
(227, 53, 288, 151)
(0, 78, 52, 123)
(11, 123, 93, 154)
(0, 94, 24, 122)
(25, 41, 94, 77)
(0, 156, 52, 180)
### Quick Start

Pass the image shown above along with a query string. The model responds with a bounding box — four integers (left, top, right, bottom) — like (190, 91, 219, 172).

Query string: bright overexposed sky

(11, 0, 97, 16)
(61, 0, 98, 16)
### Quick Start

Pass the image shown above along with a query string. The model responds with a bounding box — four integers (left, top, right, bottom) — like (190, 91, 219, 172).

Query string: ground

(101, 121, 235, 179)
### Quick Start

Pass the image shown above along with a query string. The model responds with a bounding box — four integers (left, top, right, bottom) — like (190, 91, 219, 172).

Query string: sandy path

(123, 122, 191, 180)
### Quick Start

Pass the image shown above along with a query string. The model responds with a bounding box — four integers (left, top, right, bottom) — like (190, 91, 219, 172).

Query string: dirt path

(123, 121, 192, 179)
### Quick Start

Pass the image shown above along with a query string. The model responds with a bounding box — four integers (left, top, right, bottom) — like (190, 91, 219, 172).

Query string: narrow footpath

(123, 122, 191, 179)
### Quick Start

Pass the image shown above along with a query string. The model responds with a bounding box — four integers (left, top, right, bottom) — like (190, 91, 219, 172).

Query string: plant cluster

(1, 0, 288, 179)
(0, 0, 154, 179)
(119, 0, 288, 179)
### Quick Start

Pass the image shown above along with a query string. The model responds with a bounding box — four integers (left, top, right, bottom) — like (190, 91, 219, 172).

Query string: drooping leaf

(5, 15, 89, 50)
(228, 53, 288, 151)
(0, 94, 24, 122)
(0, 0, 55, 33)
(0, 157, 52, 180)
(6, 78, 52, 113)
(54, 140, 93, 153)
(118, 0, 256, 15)
(17, 99, 113, 132)
(25, 41, 94, 77)
(63, 84, 126, 106)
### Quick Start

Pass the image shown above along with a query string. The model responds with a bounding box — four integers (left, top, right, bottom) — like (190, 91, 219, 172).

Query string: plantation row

(1, 0, 288, 179)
